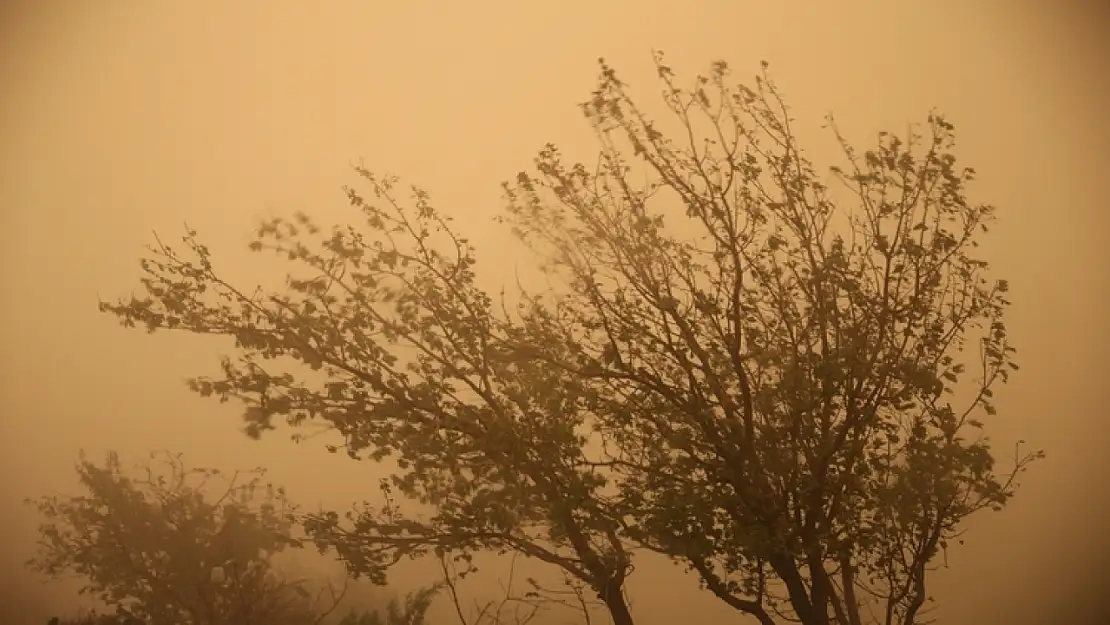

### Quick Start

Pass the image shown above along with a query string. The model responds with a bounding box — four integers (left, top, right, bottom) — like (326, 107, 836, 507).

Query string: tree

(99, 52, 1042, 625)
(27, 451, 346, 625)
(100, 178, 634, 620)
(333, 586, 437, 625)
(335, 584, 440, 625)
(46, 611, 145, 625)
(498, 54, 1043, 625)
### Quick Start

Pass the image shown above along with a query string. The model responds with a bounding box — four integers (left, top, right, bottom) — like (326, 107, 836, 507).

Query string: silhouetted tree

(500, 54, 1043, 625)
(100, 52, 1041, 625)
(100, 181, 635, 620)
(27, 451, 345, 625)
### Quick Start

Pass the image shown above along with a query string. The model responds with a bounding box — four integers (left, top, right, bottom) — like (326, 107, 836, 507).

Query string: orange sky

(1, 2, 1107, 623)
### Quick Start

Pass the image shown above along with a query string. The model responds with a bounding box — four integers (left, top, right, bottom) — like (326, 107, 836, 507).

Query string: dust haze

(1, 1, 1108, 624)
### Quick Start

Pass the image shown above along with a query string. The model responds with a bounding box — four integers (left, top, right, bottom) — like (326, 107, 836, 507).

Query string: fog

(1, 1, 1107, 623)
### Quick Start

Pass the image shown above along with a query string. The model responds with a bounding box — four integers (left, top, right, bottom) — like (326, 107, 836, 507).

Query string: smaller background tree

(46, 611, 145, 625)
(334, 584, 440, 625)
(27, 450, 346, 625)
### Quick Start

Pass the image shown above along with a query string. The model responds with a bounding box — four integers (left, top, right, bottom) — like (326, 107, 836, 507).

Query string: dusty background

(2, 1, 1108, 623)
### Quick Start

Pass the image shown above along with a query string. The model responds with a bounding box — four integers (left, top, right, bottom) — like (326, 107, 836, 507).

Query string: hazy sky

(2, 2, 1108, 623)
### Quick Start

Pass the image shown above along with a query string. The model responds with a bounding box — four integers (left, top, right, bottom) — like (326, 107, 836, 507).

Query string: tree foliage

(500, 54, 1042, 625)
(100, 52, 1042, 625)
(27, 451, 344, 625)
(100, 162, 634, 621)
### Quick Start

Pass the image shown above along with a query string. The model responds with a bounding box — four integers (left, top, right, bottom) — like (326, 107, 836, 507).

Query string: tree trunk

(603, 588, 636, 625)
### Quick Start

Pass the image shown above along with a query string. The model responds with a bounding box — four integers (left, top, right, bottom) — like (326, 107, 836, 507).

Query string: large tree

(100, 54, 1041, 625)
(27, 451, 345, 625)
(500, 55, 1042, 625)
(100, 181, 635, 620)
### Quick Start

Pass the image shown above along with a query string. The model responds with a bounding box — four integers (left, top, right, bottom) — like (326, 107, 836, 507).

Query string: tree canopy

(100, 52, 1042, 625)
(498, 54, 1043, 625)
(27, 451, 345, 625)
